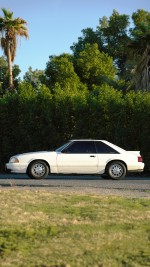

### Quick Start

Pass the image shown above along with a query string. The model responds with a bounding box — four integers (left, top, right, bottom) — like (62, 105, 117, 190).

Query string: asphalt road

(0, 173, 150, 197)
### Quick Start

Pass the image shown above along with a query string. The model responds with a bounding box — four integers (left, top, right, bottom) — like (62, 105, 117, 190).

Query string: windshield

(55, 141, 71, 152)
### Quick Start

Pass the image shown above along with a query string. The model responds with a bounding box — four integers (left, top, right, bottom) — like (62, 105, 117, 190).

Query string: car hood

(17, 151, 54, 156)
(15, 151, 56, 159)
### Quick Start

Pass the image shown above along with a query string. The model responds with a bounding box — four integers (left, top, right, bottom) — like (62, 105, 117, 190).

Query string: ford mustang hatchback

(6, 140, 144, 180)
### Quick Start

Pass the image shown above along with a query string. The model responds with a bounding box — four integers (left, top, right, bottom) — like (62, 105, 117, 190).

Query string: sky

(0, 0, 150, 78)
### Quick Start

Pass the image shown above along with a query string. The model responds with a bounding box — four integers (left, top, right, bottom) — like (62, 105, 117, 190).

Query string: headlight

(9, 157, 19, 163)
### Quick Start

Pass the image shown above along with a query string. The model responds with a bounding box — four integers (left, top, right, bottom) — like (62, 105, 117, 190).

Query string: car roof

(69, 139, 126, 152)
(70, 139, 105, 141)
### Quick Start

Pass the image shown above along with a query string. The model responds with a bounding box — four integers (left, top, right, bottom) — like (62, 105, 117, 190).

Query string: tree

(45, 54, 87, 93)
(70, 28, 103, 58)
(0, 56, 21, 93)
(128, 10, 150, 91)
(71, 10, 130, 79)
(23, 67, 45, 88)
(74, 43, 116, 89)
(98, 10, 130, 78)
(0, 8, 28, 91)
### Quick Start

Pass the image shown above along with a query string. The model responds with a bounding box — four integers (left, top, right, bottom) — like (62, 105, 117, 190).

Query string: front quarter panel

(27, 152, 58, 173)
(6, 151, 58, 174)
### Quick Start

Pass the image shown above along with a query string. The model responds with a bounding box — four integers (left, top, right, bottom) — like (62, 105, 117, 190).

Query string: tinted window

(95, 141, 119, 154)
(56, 142, 71, 152)
(62, 141, 96, 154)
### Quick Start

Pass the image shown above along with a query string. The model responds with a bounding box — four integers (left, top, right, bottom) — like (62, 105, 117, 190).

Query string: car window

(95, 141, 119, 154)
(62, 141, 96, 154)
(56, 141, 71, 152)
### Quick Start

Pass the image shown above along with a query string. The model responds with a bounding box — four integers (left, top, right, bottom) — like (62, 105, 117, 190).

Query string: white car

(6, 140, 144, 180)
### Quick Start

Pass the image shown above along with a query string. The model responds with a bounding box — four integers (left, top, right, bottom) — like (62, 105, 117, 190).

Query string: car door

(56, 141, 98, 174)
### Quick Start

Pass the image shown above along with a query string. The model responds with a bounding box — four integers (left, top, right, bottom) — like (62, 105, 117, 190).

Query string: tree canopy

(70, 9, 150, 91)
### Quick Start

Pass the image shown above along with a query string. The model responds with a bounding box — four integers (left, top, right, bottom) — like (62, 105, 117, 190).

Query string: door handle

(90, 155, 96, 157)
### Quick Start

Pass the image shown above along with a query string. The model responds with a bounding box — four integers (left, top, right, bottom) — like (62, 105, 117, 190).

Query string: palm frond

(1, 8, 13, 19)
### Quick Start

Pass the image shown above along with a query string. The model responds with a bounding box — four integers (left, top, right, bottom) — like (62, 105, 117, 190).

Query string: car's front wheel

(106, 161, 126, 180)
(27, 160, 49, 179)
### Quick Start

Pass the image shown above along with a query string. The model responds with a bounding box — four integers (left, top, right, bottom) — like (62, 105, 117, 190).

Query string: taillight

(138, 156, 143, 162)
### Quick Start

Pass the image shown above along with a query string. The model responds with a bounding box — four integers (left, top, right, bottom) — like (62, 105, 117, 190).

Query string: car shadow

(0, 173, 150, 180)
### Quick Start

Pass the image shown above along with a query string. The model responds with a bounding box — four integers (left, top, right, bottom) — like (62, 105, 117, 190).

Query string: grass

(0, 189, 150, 267)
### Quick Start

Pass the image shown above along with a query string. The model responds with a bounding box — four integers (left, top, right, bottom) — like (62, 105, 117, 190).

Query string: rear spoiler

(128, 151, 140, 156)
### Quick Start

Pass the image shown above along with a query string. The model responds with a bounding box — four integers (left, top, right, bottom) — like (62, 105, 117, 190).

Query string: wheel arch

(105, 159, 127, 173)
(27, 159, 51, 174)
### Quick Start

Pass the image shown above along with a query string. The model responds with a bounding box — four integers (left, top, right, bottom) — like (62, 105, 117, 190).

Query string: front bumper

(6, 163, 27, 173)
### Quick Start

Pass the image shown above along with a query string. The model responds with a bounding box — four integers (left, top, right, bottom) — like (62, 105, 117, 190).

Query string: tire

(27, 160, 49, 179)
(106, 161, 126, 180)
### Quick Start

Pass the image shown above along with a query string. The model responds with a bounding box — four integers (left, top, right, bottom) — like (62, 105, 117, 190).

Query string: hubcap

(33, 163, 45, 177)
(111, 164, 123, 177)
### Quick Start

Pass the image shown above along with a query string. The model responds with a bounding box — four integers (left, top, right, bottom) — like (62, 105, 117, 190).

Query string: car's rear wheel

(106, 161, 126, 180)
(27, 160, 49, 179)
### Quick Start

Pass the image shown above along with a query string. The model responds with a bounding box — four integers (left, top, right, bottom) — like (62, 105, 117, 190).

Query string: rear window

(95, 141, 119, 154)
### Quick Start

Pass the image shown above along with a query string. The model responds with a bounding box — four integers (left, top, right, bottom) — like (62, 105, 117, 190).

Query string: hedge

(0, 84, 150, 172)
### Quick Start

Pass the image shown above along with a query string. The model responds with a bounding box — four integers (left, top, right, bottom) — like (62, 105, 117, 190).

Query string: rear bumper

(128, 169, 144, 173)
(128, 162, 145, 173)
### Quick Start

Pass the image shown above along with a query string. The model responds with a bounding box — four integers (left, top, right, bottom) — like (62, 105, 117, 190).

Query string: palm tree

(0, 8, 28, 91)
(128, 26, 150, 91)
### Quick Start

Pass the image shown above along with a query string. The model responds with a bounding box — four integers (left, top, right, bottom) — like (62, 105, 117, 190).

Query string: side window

(95, 141, 119, 154)
(62, 141, 96, 154)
